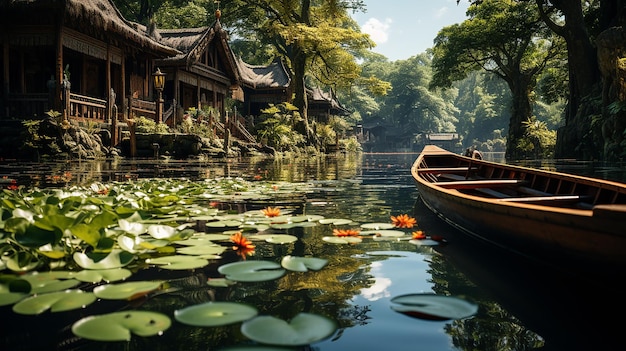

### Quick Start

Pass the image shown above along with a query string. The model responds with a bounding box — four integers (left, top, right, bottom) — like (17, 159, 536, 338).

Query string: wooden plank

(437, 179, 526, 189)
(418, 167, 477, 174)
(496, 195, 586, 203)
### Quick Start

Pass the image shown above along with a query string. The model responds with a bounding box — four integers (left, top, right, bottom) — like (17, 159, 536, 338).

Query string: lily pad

(322, 236, 362, 244)
(360, 222, 395, 230)
(93, 281, 163, 300)
(318, 218, 353, 225)
(264, 234, 298, 244)
(12, 290, 96, 315)
(218, 261, 286, 282)
(390, 293, 478, 320)
(176, 245, 226, 256)
(281, 256, 328, 272)
(72, 268, 132, 283)
(175, 302, 258, 327)
(73, 250, 135, 270)
(0, 292, 26, 306)
(72, 310, 171, 341)
(146, 255, 210, 270)
(240, 312, 337, 346)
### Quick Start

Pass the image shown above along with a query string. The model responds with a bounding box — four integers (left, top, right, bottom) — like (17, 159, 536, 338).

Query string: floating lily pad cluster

(0, 178, 449, 346)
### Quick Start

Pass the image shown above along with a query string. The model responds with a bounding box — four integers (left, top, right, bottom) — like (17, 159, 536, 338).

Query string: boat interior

(415, 154, 626, 210)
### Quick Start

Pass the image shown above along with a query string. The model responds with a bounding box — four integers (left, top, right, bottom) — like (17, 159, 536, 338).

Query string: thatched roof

(2, 0, 179, 56)
(308, 87, 351, 115)
(155, 20, 240, 81)
(236, 57, 291, 89)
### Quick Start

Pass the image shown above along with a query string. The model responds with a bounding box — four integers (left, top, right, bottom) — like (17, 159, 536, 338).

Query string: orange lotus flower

(261, 206, 281, 217)
(230, 232, 255, 259)
(412, 230, 426, 240)
(391, 214, 417, 228)
(332, 228, 361, 237)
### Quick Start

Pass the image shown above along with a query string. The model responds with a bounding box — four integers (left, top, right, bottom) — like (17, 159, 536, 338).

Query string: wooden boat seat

(418, 167, 479, 174)
(496, 195, 590, 203)
(436, 179, 526, 189)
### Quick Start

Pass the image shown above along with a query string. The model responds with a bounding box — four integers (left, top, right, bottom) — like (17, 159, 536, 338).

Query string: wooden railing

(68, 93, 107, 120)
(128, 97, 156, 120)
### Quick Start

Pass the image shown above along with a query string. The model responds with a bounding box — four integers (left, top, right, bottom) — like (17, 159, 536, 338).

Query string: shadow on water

(414, 195, 625, 350)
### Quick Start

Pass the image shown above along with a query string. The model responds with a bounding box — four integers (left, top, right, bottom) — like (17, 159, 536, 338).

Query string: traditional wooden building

(0, 0, 180, 144)
(236, 57, 292, 117)
(154, 14, 242, 125)
(0, 0, 350, 151)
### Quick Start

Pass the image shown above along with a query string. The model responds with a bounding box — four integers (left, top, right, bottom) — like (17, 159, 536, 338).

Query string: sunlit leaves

(175, 302, 258, 327)
(93, 281, 163, 300)
(71, 311, 171, 341)
(12, 290, 96, 315)
(240, 313, 337, 346)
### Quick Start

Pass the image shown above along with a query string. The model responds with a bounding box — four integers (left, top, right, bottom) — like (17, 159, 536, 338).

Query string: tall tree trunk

(537, 0, 601, 159)
(505, 74, 534, 160)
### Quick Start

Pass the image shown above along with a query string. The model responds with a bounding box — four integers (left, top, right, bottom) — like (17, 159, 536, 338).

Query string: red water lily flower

(391, 214, 417, 228)
(412, 230, 426, 240)
(332, 229, 360, 237)
(261, 206, 281, 217)
(230, 232, 255, 259)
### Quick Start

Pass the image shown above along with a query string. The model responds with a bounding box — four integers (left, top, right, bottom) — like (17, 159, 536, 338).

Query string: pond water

(0, 153, 624, 351)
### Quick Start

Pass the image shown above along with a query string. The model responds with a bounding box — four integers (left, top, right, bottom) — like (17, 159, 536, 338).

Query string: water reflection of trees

(428, 253, 545, 351)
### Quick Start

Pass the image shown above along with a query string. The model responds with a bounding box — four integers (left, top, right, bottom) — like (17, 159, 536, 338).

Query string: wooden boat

(412, 145, 626, 276)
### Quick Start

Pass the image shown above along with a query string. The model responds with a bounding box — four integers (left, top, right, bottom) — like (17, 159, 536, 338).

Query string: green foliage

(516, 116, 556, 158)
(255, 103, 305, 151)
(134, 116, 169, 134)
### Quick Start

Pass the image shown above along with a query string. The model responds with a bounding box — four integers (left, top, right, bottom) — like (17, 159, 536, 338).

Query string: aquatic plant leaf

(240, 312, 337, 346)
(322, 236, 362, 244)
(176, 244, 226, 256)
(14, 224, 59, 248)
(218, 261, 285, 282)
(93, 281, 162, 300)
(146, 255, 210, 270)
(147, 224, 177, 239)
(72, 268, 132, 283)
(118, 219, 147, 235)
(73, 250, 135, 269)
(390, 293, 478, 320)
(68, 223, 100, 247)
(71, 310, 171, 341)
(281, 256, 328, 272)
(264, 234, 298, 244)
(12, 290, 96, 314)
(0, 292, 26, 306)
(175, 302, 258, 327)
(360, 222, 395, 230)
(318, 218, 353, 225)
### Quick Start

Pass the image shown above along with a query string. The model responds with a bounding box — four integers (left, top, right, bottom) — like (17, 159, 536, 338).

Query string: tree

(431, 0, 564, 159)
(220, 0, 389, 146)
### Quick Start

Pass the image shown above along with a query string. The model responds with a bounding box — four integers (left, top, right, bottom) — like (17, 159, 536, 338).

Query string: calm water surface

(1, 153, 624, 351)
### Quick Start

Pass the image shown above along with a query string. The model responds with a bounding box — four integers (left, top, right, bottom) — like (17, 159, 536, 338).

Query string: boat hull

(412, 145, 626, 276)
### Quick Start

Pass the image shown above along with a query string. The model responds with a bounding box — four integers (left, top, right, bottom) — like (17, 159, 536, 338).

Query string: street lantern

(153, 67, 165, 123)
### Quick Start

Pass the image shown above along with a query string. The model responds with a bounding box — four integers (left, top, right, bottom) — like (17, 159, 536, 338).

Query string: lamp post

(153, 67, 165, 123)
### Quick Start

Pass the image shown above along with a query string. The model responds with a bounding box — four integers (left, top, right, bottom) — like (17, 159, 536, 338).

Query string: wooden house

(0, 0, 180, 145)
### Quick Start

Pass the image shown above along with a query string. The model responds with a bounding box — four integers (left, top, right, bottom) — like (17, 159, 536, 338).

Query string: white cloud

(361, 17, 392, 44)
(435, 7, 449, 19)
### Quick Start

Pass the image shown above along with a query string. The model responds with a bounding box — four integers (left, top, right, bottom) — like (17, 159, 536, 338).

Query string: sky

(351, 0, 471, 61)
